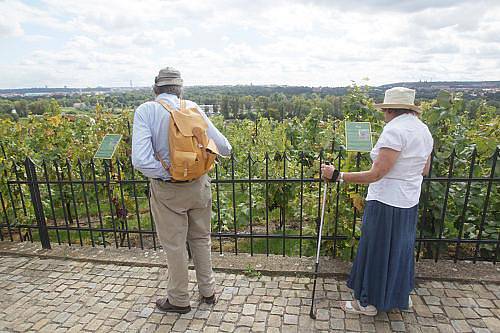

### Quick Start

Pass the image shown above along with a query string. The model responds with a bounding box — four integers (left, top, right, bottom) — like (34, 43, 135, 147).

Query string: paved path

(0, 255, 499, 333)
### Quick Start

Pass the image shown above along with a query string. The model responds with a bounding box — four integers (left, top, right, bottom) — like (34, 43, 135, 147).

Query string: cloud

(0, 21, 23, 38)
(0, 0, 499, 87)
(295, 0, 490, 13)
(0, 0, 27, 38)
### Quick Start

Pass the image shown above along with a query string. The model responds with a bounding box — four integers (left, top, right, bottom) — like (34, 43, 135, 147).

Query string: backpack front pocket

(172, 151, 198, 179)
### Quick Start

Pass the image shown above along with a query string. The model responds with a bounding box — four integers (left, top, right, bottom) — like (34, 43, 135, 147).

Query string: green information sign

(94, 134, 122, 159)
(345, 122, 373, 152)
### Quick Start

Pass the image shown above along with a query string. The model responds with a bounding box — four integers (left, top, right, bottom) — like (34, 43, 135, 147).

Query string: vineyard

(0, 86, 498, 261)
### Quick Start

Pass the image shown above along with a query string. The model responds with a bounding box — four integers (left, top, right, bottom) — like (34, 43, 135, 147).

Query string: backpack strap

(155, 152, 170, 172)
(156, 99, 187, 112)
(156, 99, 203, 117)
(156, 99, 177, 114)
(154, 99, 178, 172)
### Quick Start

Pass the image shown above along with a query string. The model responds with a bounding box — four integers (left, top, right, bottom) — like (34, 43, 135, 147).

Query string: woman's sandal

(402, 296, 413, 312)
(341, 300, 378, 316)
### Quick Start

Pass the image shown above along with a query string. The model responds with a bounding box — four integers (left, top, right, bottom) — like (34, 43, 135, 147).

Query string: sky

(1, 0, 499, 88)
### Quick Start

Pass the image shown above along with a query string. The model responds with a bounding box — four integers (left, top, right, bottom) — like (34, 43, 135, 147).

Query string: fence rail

(1, 147, 499, 263)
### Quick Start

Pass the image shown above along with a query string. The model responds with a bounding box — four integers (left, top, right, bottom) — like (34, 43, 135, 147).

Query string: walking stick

(309, 181, 328, 319)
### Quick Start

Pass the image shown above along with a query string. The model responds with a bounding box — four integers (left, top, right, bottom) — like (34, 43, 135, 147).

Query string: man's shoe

(156, 298, 191, 314)
(201, 294, 217, 305)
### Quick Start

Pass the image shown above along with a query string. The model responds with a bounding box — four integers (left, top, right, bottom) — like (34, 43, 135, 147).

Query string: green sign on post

(345, 122, 372, 152)
(94, 134, 122, 159)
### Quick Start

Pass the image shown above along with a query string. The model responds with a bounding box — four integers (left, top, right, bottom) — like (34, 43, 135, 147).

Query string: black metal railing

(0, 147, 498, 263)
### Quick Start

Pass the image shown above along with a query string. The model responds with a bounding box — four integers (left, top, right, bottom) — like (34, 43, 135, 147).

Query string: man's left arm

(197, 106, 232, 156)
(131, 106, 169, 179)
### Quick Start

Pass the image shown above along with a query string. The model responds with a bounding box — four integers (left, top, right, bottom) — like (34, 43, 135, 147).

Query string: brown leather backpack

(156, 100, 219, 181)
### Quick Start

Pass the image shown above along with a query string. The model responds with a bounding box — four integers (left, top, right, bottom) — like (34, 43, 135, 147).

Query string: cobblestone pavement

(0, 255, 499, 333)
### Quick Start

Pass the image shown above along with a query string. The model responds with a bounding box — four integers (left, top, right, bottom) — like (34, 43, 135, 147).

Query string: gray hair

(384, 108, 418, 116)
(153, 85, 183, 98)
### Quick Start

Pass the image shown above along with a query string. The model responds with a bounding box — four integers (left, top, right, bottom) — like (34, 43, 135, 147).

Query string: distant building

(24, 92, 49, 97)
(199, 104, 216, 115)
(73, 102, 87, 109)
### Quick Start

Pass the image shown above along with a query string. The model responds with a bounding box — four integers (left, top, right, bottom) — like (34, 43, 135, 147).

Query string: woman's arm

(321, 147, 400, 184)
(422, 154, 431, 176)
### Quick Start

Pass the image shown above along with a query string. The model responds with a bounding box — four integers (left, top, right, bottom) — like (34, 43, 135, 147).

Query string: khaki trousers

(150, 174, 215, 307)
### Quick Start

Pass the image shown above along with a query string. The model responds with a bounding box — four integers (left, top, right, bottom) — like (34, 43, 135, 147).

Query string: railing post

(25, 158, 51, 249)
(126, 119, 131, 137)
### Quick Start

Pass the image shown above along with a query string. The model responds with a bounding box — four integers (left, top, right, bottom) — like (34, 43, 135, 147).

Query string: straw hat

(374, 87, 420, 113)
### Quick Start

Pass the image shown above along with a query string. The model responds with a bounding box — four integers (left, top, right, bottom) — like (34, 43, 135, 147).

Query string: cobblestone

(0, 255, 499, 332)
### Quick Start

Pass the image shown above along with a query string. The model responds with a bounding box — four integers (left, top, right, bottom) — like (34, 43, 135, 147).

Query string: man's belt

(153, 178, 191, 183)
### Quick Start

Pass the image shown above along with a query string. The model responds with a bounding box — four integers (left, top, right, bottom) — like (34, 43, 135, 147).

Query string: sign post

(344, 122, 372, 152)
(94, 134, 122, 159)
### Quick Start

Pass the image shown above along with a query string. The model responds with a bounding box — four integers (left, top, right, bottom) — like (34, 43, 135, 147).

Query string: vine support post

(0, 142, 6, 159)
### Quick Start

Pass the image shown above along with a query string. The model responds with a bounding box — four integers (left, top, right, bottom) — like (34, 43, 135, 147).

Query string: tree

(0, 100, 13, 115)
(14, 100, 28, 117)
(230, 97, 240, 119)
(28, 100, 50, 115)
(220, 96, 230, 119)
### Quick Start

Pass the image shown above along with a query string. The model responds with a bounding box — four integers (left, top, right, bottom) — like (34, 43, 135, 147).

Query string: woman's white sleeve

(376, 127, 404, 151)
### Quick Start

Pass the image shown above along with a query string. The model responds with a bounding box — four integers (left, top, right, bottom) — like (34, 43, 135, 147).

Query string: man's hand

(321, 163, 335, 181)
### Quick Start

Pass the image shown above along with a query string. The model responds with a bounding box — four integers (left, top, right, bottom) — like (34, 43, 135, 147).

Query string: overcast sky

(1, 0, 499, 88)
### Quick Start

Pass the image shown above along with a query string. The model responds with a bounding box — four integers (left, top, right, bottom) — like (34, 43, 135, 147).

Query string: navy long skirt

(347, 200, 418, 312)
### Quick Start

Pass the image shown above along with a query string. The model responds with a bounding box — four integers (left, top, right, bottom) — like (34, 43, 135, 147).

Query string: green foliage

(0, 86, 498, 260)
(243, 265, 262, 278)
(417, 92, 499, 260)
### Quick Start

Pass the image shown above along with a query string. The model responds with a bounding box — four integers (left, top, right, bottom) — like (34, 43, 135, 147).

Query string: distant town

(1, 81, 499, 121)
(1, 81, 500, 99)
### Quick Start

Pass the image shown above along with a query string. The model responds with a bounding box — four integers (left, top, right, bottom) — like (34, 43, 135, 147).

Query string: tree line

(1, 84, 498, 122)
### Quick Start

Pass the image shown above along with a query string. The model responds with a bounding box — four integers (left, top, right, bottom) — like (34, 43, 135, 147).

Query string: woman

(321, 87, 433, 316)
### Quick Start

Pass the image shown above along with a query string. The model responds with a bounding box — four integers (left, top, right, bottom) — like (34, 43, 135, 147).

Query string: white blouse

(366, 113, 434, 208)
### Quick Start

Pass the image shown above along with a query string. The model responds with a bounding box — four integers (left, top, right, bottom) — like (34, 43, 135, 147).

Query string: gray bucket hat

(154, 67, 183, 87)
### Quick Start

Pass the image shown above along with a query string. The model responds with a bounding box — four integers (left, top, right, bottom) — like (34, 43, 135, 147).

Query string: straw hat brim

(374, 103, 421, 113)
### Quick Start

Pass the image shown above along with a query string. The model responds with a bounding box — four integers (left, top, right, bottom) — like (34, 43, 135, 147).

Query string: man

(132, 67, 231, 313)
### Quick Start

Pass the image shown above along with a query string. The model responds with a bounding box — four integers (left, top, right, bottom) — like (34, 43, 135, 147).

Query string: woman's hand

(321, 163, 335, 181)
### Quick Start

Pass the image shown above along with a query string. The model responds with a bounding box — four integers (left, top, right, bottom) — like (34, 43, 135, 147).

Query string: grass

(27, 207, 157, 248)
(31, 226, 157, 249)
(243, 265, 262, 278)
(236, 229, 316, 256)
